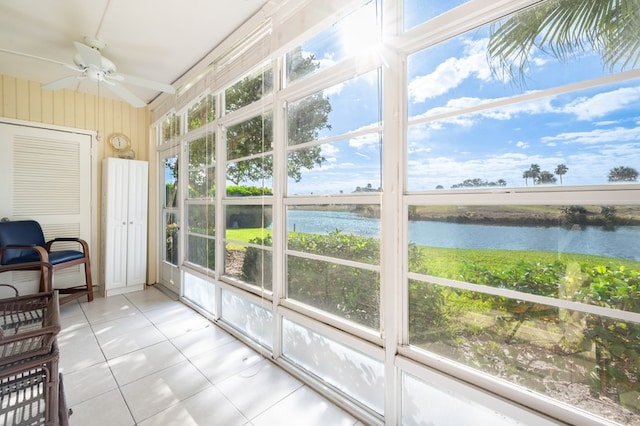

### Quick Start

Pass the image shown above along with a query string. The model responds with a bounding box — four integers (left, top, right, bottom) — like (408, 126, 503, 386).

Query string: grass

(411, 245, 640, 278)
(225, 227, 640, 275)
(225, 228, 272, 249)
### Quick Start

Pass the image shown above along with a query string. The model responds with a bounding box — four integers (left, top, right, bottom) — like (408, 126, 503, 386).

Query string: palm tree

(538, 170, 557, 184)
(522, 170, 533, 186)
(488, 0, 640, 83)
(608, 166, 639, 182)
(555, 163, 568, 185)
(528, 164, 541, 185)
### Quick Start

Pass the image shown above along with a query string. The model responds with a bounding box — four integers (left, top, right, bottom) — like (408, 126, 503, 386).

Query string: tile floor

(58, 286, 361, 426)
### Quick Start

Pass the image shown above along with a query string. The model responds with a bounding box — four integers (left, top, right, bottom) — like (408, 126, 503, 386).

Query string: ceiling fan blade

(103, 82, 147, 108)
(74, 41, 103, 68)
(115, 72, 176, 94)
(42, 75, 83, 91)
(0, 47, 70, 67)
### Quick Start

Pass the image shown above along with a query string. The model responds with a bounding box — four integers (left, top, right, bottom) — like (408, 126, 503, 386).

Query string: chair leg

(84, 259, 94, 302)
(55, 258, 94, 304)
(38, 264, 53, 293)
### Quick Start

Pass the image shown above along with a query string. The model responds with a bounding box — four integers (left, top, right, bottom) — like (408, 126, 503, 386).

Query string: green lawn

(225, 228, 272, 249)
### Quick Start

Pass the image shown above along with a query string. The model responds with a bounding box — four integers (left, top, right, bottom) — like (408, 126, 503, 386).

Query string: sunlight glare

(338, 4, 380, 59)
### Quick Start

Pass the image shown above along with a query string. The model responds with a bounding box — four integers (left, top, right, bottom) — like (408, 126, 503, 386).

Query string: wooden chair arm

(0, 245, 50, 262)
(45, 237, 90, 254)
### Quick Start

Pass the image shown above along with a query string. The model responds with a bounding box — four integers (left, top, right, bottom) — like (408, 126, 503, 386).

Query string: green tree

(527, 164, 541, 185)
(554, 163, 568, 185)
(537, 170, 557, 184)
(608, 166, 639, 182)
(451, 178, 507, 188)
(222, 48, 331, 185)
(488, 0, 640, 83)
(522, 169, 533, 186)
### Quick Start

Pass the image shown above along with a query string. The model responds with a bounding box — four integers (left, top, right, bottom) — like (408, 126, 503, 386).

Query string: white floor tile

(251, 386, 358, 426)
(68, 388, 135, 426)
(98, 323, 167, 360)
(170, 323, 235, 359)
(138, 386, 248, 426)
(59, 290, 361, 426)
(119, 360, 211, 423)
(124, 286, 177, 312)
(91, 311, 153, 339)
(142, 302, 202, 326)
(189, 339, 263, 384)
(58, 301, 88, 330)
(80, 294, 140, 324)
(64, 361, 119, 406)
(108, 340, 187, 386)
(153, 310, 213, 339)
(217, 360, 303, 420)
(58, 324, 105, 373)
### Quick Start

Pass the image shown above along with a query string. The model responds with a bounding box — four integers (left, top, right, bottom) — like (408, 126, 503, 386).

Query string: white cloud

(321, 143, 339, 158)
(349, 128, 381, 149)
(412, 93, 555, 123)
(542, 126, 640, 145)
(562, 86, 640, 120)
(516, 141, 529, 149)
(408, 38, 492, 103)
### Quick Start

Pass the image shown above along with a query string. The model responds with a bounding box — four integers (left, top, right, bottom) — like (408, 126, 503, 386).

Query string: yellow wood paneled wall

(0, 74, 150, 160)
(0, 73, 156, 287)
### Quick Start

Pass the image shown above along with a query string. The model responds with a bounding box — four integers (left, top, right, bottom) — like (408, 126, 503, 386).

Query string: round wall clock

(108, 133, 131, 150)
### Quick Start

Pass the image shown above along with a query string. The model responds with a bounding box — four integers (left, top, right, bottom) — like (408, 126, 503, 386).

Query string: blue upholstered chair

(0, 220, 93, 304)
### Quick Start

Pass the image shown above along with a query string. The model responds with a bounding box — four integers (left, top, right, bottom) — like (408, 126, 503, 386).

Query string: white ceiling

(0, 0, 277, 106)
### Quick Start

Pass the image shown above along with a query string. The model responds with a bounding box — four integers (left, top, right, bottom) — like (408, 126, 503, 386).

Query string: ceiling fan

(1, 37, 175, 107)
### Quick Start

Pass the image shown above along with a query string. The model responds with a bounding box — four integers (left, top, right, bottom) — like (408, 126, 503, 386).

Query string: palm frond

(488, 0, 640, 84)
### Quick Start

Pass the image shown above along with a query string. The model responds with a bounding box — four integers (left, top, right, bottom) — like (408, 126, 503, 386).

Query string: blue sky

(285, 1, 640, 195)
(406, 24, 640, 191)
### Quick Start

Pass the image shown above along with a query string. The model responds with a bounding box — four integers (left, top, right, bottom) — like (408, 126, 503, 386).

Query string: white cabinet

(102, 158, 148, 296)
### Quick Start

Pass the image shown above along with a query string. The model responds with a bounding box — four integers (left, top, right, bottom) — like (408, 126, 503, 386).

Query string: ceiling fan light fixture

(83, 36, 106, 51)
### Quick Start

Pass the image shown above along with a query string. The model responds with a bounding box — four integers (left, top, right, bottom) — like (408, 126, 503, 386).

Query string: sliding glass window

(406, 1, 640, 423)
(222, 64, 274, 294)
(185, 95, 217, 271)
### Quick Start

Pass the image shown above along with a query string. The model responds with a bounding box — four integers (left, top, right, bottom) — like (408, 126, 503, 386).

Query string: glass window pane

(187, 94, 216, 131)
(407, 0, 640, 192)
(407, 80, 640, 191)
(221, 289, 273, 349)
(163, 157, 178, 208)
(287, 205, 380, 264)
(225, 64, 273, 113)
(187, 234, 215, 270)
(408, 205, 639, 293)
(287, 255, 380, 329)
(224, 205, 273, 290)
(188, 133, 215, 169)
(408, 203, 640, 423)
(188, 167, 215, 198)
(285, 1, 379, 84)
(401, 372, 540, 426)
(288, 69, 381, 145)
(161, 114, 181, 142)
(282, 318, 384, 414)
(287, 135, 382, 196)
(183, 271, 216, 316)
(187, 204, 214, 236)
(227, 113, 273, 160)
(164, 213, 179, 265)
(403, 0, 469, 31)
(409, 283, 640, 426)
(226, 156, 273, 191)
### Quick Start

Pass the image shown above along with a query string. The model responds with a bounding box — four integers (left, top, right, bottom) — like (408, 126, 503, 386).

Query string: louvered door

(0, 122, 92, 295)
